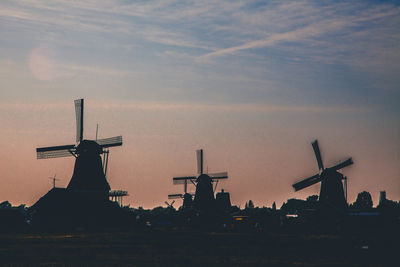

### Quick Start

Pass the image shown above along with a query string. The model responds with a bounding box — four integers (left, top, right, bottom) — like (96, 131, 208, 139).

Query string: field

(0, 229, 397, 266)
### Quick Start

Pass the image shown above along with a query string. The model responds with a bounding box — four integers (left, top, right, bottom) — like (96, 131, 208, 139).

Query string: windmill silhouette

(172, 149, 228, 212)
(165, 200, 175, 209)
(36, 99, 122, 194)
(168, 179, 194, 210)
(292, 140, 353, 211)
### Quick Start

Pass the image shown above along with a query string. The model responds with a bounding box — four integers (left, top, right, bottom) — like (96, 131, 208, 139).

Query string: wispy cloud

(0, 0, 212, 50)
(2, 0, 399, 66)
(0, 100, 371, 115)
(199, 19, 348, 59)
(199, 3, 400, 61)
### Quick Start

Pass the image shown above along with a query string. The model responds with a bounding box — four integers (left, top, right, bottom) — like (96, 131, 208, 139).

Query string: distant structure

(109, 190, 128, 207)
(379, 191, 387, 206)
(171, 149, 230, 212)
(292, 140, 353, 212)
(30, 99, 127, 229)
(168, 177, 194, 210)
(165, 200, 175, 209)
(215, 189, 231, 211)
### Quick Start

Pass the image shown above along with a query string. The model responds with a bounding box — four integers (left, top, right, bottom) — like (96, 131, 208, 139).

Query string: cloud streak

(0, 100, 370, 115)
(199, 19, 348, 59)
(2, 0, 399, 67)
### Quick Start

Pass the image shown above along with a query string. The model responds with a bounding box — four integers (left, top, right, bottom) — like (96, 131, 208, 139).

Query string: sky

(0, 0, 399, 209)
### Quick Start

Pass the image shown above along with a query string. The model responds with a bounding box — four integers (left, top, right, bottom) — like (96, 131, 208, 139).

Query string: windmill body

(292, 140, 353, 212)
(319, 168, 347, 209)
(194, 174, 216, 211)
(170, 149, 228, 213)
(67, 140, 110, 193)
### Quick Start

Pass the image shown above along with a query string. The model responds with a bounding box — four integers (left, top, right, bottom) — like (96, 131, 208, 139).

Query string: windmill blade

(75, 99, 84, 143)
(37, 144, 76, 152)
(98, 136, 123, 148)
(312, 140, 324, 170)
(196, 149, 203, 175)
(292, 173, 322, 191)
(209, 172, 228, 179)
(37, 149, 75, 159)
(168, 194, 183, 199)
(173, 176, 196, 180)
(173, 180, 187, 185)
(197, 149, 203, 175)
(173, 176, 196, 184)
(36, 144, 76, 159)
(331, 157, 353, 171)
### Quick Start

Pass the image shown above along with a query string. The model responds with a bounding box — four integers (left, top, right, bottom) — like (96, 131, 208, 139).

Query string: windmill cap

(75, 140, 102, 155)
(197, 173, 211, 180)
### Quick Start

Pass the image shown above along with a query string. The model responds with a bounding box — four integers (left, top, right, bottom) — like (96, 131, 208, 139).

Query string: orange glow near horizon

(0, 101, 399, 209)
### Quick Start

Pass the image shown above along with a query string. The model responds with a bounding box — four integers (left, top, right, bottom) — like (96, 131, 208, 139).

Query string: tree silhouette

(245, 200, 255, 209)
(306, 195, 318, 203)
(352, 191, 373, 210)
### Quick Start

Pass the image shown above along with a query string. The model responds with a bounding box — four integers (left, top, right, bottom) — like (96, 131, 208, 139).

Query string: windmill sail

(331, 158, 353, 171)
(173, 176, 196, 184)
(292, 174, 321, 191)
(209, 172, 228, 179)
(75, 99, 84, 143)
(168, 194, 183, 199)
(97, 136, 123, 148)
(197, 149, 203, 175)
(312, 140, 324, 170)
(36, 144, 76, 159)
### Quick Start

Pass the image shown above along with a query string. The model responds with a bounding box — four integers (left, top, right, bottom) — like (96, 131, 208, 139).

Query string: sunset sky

(1, 0, 399, 209)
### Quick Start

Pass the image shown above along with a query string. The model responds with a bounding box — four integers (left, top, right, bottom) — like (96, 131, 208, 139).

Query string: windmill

(165, 200, 175, 209)
(172, 149, 228, 212)
(292, 140, 353, 211)
(168, 179, 194, 210)
(36, 99, 122, 194)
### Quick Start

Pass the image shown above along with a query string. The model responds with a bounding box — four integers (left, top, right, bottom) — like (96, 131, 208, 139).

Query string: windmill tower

(36, 99, 123, 195)
(292, 140, 353, 211)
(172, 149, 228, 212)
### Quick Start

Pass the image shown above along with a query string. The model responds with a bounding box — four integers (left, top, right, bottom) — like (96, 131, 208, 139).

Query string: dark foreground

(0, 229, 398, 266)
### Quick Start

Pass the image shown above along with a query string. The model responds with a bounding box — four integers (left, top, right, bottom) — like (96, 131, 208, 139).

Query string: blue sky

(0, 1, 399, 207)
